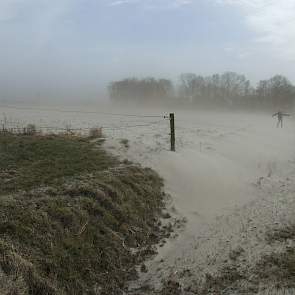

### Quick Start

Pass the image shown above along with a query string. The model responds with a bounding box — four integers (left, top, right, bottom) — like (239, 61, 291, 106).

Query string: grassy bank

(0, 133, 168, 295)
(0, 134, 117, 194)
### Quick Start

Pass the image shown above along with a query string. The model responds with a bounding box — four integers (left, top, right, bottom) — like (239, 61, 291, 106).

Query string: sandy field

(2, 104, 295, 293)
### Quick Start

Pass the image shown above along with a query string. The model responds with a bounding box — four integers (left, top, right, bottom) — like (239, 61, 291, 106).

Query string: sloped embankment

(0, 134, 168, 294)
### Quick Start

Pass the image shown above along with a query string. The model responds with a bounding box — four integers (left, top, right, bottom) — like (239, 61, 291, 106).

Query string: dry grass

(0, 133, 117, 194)
(0, 133, 168, 294)
(120, 139, 129, 149)
(88, 127, 103, 138)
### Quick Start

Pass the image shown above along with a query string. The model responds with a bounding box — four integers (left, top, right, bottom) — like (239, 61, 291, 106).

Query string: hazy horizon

(1, 0, 295, 102)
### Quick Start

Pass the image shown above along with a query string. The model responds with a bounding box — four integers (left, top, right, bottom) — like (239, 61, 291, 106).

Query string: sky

(0, 0, 295, 101)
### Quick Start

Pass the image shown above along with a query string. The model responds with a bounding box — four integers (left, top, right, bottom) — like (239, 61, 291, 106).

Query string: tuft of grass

(255, 248, 295, 288)
(266, 224, 295, 243)
(120, 139, 129, 149)
(88, 127, 103, 139)
(256, 224, 295, 287)
(23, 124, 37, 136)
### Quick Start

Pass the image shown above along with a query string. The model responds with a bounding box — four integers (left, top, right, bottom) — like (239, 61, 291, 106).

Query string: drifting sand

(2, 105, 295, 293)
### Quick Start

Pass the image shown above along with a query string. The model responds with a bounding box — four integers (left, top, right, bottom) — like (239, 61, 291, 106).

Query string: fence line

(0, 119, 165, 131)
(0, 104, 165, 118)
(0, 105, 174, 150)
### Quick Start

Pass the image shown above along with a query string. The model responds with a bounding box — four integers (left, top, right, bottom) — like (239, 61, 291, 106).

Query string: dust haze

(2, 0, 295, 292)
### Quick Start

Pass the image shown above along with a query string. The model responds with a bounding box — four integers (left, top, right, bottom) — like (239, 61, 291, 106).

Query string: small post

(170, 113, 175, 152)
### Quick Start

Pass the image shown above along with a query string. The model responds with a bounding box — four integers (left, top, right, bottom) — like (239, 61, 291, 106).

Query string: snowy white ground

(2, 104, 295, 293)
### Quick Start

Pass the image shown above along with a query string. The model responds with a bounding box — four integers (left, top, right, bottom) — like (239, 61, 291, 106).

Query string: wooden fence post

(170, 113, 175, 152)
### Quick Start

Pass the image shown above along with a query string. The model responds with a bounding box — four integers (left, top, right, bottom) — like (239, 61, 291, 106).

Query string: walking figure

(272, 111, 290, 128)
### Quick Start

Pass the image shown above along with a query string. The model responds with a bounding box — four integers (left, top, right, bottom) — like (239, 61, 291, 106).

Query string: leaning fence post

(170, 113, 175, 152)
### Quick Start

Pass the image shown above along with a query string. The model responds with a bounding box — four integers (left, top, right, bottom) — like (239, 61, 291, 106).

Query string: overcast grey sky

(1, 0, 295, 102)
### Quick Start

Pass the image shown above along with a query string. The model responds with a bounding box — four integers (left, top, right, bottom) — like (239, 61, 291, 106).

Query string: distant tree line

(108, 73, 295, 109)
(108, 78, 173, 103)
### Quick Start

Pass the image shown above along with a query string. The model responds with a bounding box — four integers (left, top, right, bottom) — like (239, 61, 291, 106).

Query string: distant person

(272, 111, 290, 128)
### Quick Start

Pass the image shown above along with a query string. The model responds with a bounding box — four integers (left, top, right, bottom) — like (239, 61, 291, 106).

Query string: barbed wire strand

(0, 104, 165, 118)
(0, 119, 165, 132)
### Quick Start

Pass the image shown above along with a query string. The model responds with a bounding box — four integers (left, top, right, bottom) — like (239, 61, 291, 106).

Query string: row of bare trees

(108, 78, 173, 103)
(179, 72, 252, 107)
(109, 73, 295, 109)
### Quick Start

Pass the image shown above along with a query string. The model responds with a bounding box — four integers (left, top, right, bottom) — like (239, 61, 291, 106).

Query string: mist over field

(1, 0, 295, 105)
(1, 0, 295, 294)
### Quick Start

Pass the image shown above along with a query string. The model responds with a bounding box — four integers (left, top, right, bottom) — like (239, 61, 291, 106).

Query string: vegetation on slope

(0, 133, 168, 295)
(0, 134, 117, 194)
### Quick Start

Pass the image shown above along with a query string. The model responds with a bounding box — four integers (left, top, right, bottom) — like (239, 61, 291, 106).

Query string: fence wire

(0, 104, 165, 118)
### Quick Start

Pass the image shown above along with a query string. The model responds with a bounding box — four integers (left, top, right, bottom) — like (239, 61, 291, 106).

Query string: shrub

(23, 124, 37, 136)
(89, 127, 103, 138)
